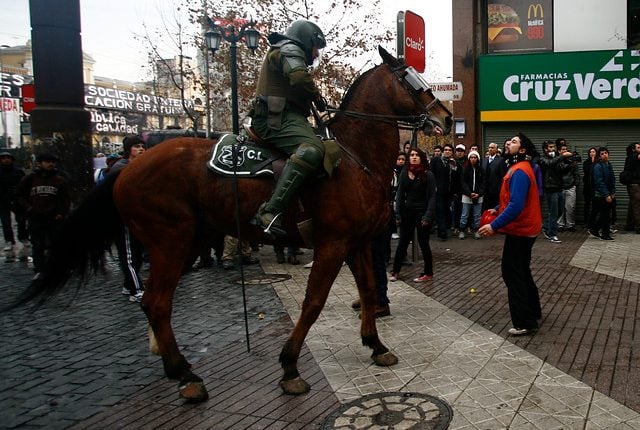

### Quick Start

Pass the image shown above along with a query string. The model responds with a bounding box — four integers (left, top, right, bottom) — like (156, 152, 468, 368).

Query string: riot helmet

(284, 20, 326, 65)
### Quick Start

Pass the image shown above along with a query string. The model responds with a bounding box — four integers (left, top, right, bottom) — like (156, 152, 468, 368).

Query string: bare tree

(137, 0, 393, 133)
(137, 4, 204, 130)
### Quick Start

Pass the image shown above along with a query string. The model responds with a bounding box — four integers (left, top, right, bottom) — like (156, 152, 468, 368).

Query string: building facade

(0, 42, 204, 153)
(453, 0, 640, 223)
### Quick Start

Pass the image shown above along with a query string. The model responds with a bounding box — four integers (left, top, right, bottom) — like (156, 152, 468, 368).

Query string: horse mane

(338, 64, 381, 110)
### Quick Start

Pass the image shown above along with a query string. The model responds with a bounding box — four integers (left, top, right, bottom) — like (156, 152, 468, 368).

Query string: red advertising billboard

(396, 10, 425, 72)
(21, 84, 36, 113)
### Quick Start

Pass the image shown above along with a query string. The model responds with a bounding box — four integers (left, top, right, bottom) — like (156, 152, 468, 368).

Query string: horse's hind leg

(279, 247, 345, 395)
(349, 244, 398, 366)
(142, 241, 209, 403)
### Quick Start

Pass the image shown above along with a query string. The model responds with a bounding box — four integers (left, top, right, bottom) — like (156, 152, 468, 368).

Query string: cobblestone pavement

(0, 228, 639, 429)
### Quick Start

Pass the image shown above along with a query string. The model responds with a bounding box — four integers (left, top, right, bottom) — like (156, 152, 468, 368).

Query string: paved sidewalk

(0, 229, 639, 428)
(264, 229, 640, 429)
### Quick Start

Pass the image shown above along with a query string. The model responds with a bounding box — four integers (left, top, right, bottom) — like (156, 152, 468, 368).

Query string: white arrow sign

(430, 81, 463, 101)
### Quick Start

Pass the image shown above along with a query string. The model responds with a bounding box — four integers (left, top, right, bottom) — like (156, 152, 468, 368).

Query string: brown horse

(16, 47, 451, 402)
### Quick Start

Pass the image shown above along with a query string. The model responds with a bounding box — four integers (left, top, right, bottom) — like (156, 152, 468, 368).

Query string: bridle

(317, 63, 449, 175)
(325, 63, 447, 133)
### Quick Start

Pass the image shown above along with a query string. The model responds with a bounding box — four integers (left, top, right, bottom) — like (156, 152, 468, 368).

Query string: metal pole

(229, 41, 239, 134)
(204, 50, 211, 138)
(0, 45, 8, 148)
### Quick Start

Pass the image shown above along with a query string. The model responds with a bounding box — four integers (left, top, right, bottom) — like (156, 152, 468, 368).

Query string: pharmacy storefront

(479, 49, 640, 220)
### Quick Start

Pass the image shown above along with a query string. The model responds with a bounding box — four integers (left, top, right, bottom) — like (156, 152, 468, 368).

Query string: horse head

(377, 46, 453, 136)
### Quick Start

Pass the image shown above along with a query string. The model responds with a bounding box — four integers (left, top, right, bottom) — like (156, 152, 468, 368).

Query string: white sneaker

(122, 287, 130, 295)
(129, 291, 144, 303)
(474, 231, 481, 240)
(391, 233, 399, 240)
(3, 244, 12, 252)
(549, 236, 562, 244)
(303, 261, 314, 268)
(458, 231, 465, 240)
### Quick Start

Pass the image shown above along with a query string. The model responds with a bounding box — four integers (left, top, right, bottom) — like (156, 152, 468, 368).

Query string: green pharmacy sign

(479, 50, 640, 121)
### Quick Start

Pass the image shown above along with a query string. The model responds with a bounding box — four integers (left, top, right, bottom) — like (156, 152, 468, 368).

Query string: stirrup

(251, 212, 288, 239)
(263, 213, 288, 238)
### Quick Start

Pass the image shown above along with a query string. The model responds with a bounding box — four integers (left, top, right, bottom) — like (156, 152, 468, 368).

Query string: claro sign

(479, 50, 640, 121)
(396, 10, 425, 72)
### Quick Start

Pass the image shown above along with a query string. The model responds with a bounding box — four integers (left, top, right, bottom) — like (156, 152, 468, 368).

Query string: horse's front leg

(349, 243, 398, 367)
(144, 250, 209, 403)
(279, 246, 345, 395)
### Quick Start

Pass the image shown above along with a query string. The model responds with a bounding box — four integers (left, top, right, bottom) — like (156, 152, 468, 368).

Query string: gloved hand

(314, 96, 327, 112)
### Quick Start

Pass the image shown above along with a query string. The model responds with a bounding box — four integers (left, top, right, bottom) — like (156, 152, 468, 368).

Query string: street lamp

(0, 45, 10, 148)
(205, 19, 259, 134)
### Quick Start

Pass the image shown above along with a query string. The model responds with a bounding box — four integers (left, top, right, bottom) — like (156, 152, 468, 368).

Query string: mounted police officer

(250, 19, 328, 238)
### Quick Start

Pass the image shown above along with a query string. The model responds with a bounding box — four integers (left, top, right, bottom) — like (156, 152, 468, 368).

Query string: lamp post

(205, 20, 259, 134)
(0, 45, 9, 148)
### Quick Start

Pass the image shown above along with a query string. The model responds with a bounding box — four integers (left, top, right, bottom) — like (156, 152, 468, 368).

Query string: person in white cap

(459, 150, 485, 239)
(452, 144, 467, 234)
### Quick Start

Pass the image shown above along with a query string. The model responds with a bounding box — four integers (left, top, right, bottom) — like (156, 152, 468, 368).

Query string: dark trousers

(115, 226, 144, 295)
(483, 193, 499, 212)
(0, 204, 28, 244)
(582, 192, 592, 226)
(371, 225, 391, 307)
(589, 197, 612, 236)
(435, 194, 451, 238)
(452, 197, 462, 230)
(392, 209, 433, 276)
(29, 218, 60, 273)
(502, 235, 540, 330)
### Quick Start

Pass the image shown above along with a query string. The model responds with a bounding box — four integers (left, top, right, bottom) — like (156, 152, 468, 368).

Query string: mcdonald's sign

(487, 0, 552, 53)
(527, 3, 544, 19)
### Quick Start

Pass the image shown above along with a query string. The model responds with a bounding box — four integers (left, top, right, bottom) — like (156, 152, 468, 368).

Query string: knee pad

(291, 143, 324, 172)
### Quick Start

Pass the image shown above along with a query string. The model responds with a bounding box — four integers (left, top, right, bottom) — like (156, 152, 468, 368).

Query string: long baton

(232, 141, 251, 353)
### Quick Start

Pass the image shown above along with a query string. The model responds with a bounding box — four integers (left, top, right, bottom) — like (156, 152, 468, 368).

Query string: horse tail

(8, 172, 124, 309)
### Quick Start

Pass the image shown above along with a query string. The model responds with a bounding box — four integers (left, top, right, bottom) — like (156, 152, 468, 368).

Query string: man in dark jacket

(0, 151, 28, 261)
(481, 141, 507, 211)
(556, 139, 579, 232)
(430, 143, 457, 240)
(588, 147, 616, 240)
(537, 140, 572, 243)
(16, 153, 70, 273)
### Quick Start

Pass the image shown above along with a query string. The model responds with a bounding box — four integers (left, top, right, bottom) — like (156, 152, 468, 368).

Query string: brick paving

(0, 257, 338, 429)
(0, 227, 639, 428)
(401, 228, 640, 413)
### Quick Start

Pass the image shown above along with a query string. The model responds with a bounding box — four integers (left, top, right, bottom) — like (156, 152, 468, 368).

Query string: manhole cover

(232, 273, 291, 285)
(322, 392, 453, 429)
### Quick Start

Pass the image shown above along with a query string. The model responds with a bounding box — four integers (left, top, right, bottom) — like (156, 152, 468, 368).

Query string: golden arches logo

(528, 4, 544, 19)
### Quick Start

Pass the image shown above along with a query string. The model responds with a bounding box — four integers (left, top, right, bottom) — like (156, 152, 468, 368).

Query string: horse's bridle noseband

(391, 64, 447, 132)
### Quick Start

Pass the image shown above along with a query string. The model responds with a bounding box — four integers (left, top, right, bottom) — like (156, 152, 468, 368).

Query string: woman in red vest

(478, 132, 542, 336)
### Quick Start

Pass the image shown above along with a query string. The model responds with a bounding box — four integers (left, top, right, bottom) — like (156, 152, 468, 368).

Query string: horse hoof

(279, 377, 310, 395)
(179, 381, 209, 403)
(373, 351, 398, 367)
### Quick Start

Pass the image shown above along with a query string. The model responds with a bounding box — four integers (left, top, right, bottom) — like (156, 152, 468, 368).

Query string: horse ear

(378, 45, 401, 67)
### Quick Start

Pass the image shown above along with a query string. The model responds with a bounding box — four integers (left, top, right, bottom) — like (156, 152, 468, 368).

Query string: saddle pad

(208, 133, 277, 177)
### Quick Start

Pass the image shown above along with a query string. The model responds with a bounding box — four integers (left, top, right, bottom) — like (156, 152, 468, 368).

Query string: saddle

(208, 127, 286, 178)
(207, 125, 341, 179)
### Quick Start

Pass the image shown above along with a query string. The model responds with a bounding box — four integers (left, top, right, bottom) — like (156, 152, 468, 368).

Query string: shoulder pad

(279, 43, 308, 72)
